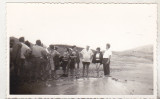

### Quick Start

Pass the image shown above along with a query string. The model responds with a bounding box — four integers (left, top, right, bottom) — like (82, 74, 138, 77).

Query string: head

(72, 45, 77, 51)
(49, 44, 54, 50)
(96, 47, 100, 52)
(19, 37, 25, 43)
(54, 46, 58, 50)
(65, 47, 70, 52)
(10, 39, 15, 48)
(106, 43, 110, 50)
(36, 40, 41, 46)
(86, 45, 90, 50)
(25, 41, 30, 47)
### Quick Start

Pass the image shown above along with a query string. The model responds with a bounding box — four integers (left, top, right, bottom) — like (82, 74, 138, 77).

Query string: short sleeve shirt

(96, 53, 100, 60)
(20, 43, 30, 59)
(32, 45, 46, 57)
(81, 49, 93, 62)
(103, 49, 112, 58)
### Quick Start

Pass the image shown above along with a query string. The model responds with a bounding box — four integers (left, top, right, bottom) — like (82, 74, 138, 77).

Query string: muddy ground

(10, 52, 153, 95)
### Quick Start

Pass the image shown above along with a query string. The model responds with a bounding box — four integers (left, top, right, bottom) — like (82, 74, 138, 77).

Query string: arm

(107, 51, 112, 64)
(92, 52, 96, 63)
(90, 50, 94, 61)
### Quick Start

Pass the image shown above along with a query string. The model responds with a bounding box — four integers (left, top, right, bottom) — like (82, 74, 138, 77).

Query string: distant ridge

(114, 45, 153, 61)
(120, 45, 153, 54)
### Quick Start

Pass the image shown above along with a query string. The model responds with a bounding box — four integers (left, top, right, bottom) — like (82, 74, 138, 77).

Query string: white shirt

(103, 49, 112, 58)
(96, 53, 100, 60)
(81, 49, 93, 62)
(20, 43, 30, 59)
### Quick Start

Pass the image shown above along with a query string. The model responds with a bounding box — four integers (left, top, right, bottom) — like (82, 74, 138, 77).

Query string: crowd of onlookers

(10, 37, 112, 83)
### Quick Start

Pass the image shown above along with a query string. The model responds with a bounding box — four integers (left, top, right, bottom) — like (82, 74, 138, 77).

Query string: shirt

(20, 43, 30, 59)
(96, 53, 100, 60)
(32, 45, 46, 57)
(103, 48, 112, 58)
(81, 49, 93, 62)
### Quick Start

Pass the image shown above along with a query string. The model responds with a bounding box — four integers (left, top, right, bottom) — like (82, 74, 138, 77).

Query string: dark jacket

(92, 51, 103, 64)
(75, 50, 80, 63)
(11, 42, 22, 65)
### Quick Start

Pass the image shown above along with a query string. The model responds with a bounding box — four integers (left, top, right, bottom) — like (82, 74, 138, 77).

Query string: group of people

(10, 37, 112, 83)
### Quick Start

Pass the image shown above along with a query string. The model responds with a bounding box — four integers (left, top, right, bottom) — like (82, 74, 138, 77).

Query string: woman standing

(92, 47, 103, 77)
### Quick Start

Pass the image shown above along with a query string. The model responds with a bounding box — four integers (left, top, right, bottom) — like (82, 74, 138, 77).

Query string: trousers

(102, 58, 110, 75)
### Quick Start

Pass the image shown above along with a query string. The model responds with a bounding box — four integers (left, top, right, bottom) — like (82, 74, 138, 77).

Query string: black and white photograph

(7, 3, 157, 97)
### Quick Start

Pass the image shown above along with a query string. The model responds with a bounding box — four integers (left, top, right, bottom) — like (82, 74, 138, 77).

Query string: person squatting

(10, 37, 112, 83)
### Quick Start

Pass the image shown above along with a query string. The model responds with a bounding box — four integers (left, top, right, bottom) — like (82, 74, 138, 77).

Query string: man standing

(102, 43, 112, 76)
(81, 45, 93, 78)
(70, 45, 80, 78)
(72, 46, 80, 69)
(31, 40, 47, 82)
(10, 39, 22, 78)
(19, 37, 31, 81)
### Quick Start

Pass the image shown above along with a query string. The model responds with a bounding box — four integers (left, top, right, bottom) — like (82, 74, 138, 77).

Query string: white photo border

(4, 2, 159, 99)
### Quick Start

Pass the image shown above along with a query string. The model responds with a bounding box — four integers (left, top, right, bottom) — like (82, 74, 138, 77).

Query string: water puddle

(38, 77, 130, 95)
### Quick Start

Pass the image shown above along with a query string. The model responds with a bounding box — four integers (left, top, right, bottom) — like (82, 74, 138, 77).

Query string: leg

(66, 62, 69, 76)
(97, 63, 100, 77)
(95, 63, 98, 76)
(13, 62, 19, 78)
(20, 59, 25, 81)
(103, 59, 107, 76)
(77, 62, 79, 69)
(86, 63, 90, 78)
(103, 64, 107, 76)
(35, 58, 41, 81)
(106, 62, 110, 75)
(32, 59, 37, 81)
(82, 62, 85, 77)
(63, 61, 67, 75)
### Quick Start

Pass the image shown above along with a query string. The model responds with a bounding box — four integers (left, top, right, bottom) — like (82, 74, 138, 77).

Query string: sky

(7, 3, 157, 51)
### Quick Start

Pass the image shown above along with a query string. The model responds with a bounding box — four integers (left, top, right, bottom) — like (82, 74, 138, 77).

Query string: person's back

(53, 50, 60, 70)
(20, 42, 31, 59)
(32, 45, 45, 58)
(31, 40, 47, 82)
(11, 42, 22, 64)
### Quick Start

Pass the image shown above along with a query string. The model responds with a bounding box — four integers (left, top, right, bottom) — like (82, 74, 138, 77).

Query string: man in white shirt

(103, 43, 112, 76)
(80, 45, 93, 77)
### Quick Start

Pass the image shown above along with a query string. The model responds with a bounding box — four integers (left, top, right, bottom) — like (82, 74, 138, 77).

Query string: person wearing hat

(80, 45, 93, 78)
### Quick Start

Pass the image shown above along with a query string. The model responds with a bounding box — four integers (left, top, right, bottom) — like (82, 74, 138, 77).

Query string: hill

(113, 45, 153, 61)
